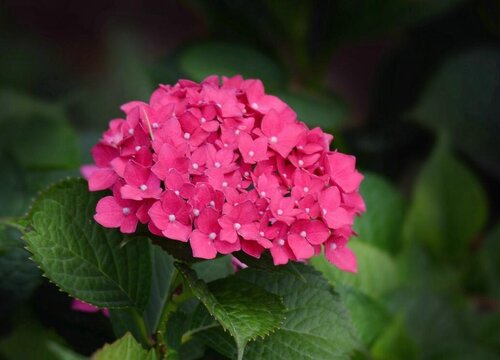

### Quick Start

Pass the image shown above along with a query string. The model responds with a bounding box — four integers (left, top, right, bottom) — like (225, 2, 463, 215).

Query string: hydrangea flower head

(88, 75, 365, 272)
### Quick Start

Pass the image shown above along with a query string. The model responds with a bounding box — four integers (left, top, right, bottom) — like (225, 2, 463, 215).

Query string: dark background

(0, 0, 499, 359)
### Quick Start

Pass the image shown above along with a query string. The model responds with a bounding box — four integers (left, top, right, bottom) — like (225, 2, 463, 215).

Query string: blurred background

(0, 0, 499, 359)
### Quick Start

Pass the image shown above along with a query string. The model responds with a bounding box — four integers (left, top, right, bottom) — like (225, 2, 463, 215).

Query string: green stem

(0, 217, 25, 233)
(180, 323, 219, 344)
(154, 266, 197, 358)
(154, 269, 183, 359)
(237, 347, 244, 360)
(157, 269, 181, 334)
(128, 308, 153, 347)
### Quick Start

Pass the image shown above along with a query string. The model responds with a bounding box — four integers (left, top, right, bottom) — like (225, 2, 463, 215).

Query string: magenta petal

(163, 222, 191, 242)
(215, 238, 241, 254)
(326, 245, 357, 273)
(94, 196, 123, 228)
(324, 207, 354, 229)
(190, 230, 217, 259)
(270, 244, 290, 265)
(241, 240, 264, 258)
(288, 234, 314, 260)
(148, 201, 169, 230)
(219, 227, 238, 244)
(80, 164, 98, 179)
(88, 168, 118, 191)
(72, 300, 99, 313)
(120, 184, 144, 201)
(306, 221, 330, 245)
(120, 216, 139, 233)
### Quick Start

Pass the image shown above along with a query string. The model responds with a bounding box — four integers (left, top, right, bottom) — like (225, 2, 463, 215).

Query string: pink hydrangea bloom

(88, 75, 365, 272)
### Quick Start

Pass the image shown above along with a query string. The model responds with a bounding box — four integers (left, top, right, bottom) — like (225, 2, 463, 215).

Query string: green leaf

(390, 290, 479, 360)
(0, 153, 29, 216)
(193, 256, 234, 283)
(236, 263, 358, 360)
(0, 310, 85, 360)
(275, 90, 347, 130)
(371, 315, 418, 360)
(396, 244, 462, 295)
(166, 302, 229, 359)
(330, 0, 465, 44)
(164, 299, 211, 359)
(143, 245, 176, 333)
(353, 173, 404, 254)
(24, 178, 152, 310)
(109, 309, 146, 346)
(410, 48, 500, 177)
(0, 226, 41, 310)
(92, 333, 157, 360)
(176, 263, 286, 359)
(403, 141, 488, 261)
(311, 241, 399, 299)
(338, 286, 391, 347)
(178, 42, 286, 89)
(478, 223, 500, 297)
(0, 91, 79, 170)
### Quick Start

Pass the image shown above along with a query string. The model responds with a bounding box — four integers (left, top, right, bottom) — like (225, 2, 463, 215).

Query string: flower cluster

(86, 75, 365, 271)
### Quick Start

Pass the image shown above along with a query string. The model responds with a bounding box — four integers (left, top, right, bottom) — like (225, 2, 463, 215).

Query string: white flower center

(200, 117, 207, 123)
(298, 160, 304, 167)
(192, 163, 199, 170)
(214, 162, 221, 168)
(152, 122, 159, 129)
(278, 239, 285, 246)
(270, 136, 278, 144)
(259, 231, 265, 237)
(305, 207, 310, 214)
(174, 190, 180, 196)
(234, 223, 241, 230)
(122, 207, 131, 215)
(193, 208, 200, 217)
(248, 150, 255, 157)
(251, 102, 259, 109)
(303, 187, 309, 193)
(235, 129, 241, 135)
(209, 232, 217, 240)
(277, 209, 284, 216)
(135, 145, 141, 152)
(260, 191, 266, 197)
(209, 200, 215, 207)
(128, 128, 134, 135)
(183, 132, 191, 140)
(300, 231, 307, 238)
(322, 208, 328, 216)
(140, 184, 148, 191)
(222, 181, 228, 188)
(168, 214, 176, 222)
(330, 243, 337, 251)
